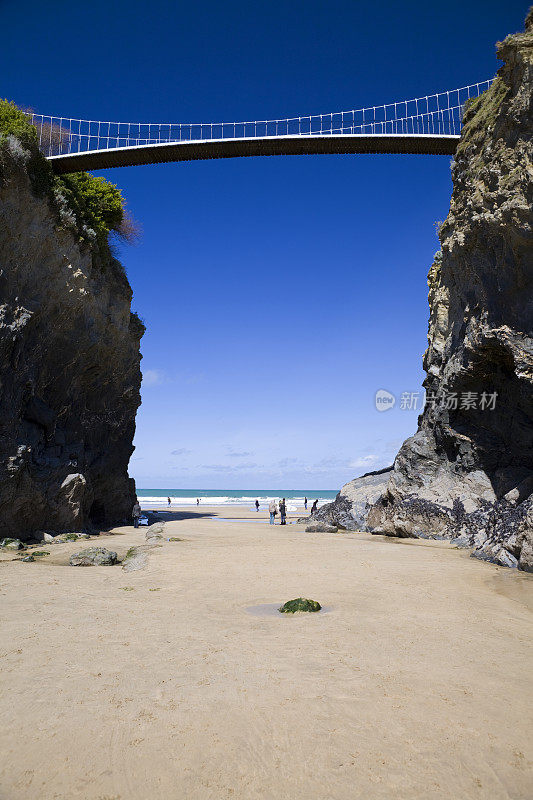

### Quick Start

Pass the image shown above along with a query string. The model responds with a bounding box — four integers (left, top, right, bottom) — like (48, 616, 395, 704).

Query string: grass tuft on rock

(0, 99, 139, 277)
(455, 77, 509, 161)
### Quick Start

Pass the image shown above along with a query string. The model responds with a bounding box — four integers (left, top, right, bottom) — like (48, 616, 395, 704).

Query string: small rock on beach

(69, 547, 117, 566)
(305, 523, 338, 533)
(279, 598, 322, 613)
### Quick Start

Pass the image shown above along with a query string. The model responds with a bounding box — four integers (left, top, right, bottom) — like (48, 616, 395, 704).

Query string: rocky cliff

(312, 468, 393, 531)
(0, 135, 144, 539)
(323, 13, 533, 570)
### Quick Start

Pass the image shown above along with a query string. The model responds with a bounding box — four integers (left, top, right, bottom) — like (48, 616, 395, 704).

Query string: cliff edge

(319, 13, 533, 571)
(0, 111, 144, 539)
(367, 13, 533, 569)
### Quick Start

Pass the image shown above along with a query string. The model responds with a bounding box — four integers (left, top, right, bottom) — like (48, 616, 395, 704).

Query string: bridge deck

(48, 133, 459, 173)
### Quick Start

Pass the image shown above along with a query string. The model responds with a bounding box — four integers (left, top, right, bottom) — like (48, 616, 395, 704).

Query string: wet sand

(1, 505, 532, 799)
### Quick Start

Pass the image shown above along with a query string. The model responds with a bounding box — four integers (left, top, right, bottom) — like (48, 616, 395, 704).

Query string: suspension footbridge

(33, 81, 491, 173)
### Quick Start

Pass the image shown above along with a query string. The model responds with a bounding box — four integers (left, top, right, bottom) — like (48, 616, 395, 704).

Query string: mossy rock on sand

(69, 547, 117, 566)
(32, 551, 50, 557)
(55, 533, 90, 542)
(122, 545, 151, 572)
(279, 598, 322, 614)
(146, 522, 165, 541)
(0, 538, 24, 551)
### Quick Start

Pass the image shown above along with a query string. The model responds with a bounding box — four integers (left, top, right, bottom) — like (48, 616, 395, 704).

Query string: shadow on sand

(143, 509, 216, 522)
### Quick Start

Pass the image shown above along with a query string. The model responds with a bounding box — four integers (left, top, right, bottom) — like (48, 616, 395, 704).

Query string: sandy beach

(1, 506, 532, 800)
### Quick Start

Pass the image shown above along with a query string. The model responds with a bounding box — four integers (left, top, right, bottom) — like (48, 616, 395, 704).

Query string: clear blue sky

(2, 0, 526, 489)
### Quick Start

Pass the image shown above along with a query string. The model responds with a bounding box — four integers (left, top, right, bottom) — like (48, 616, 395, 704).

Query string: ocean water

(137, 489, 337, 511)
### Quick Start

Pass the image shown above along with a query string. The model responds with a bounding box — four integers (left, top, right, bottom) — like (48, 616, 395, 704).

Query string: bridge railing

(31, 81, 492, 158)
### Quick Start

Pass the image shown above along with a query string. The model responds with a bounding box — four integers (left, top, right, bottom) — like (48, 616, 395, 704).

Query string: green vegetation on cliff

(456, 77, 509, 160)
(55, 171, 131, 250)
(0, 99, 137, 259)
(0, 99, 53, 195)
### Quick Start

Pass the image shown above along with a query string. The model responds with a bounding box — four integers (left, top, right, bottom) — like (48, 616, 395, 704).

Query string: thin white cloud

(276, 457, 299, 468)
(142, 369, 166, 387)
(171, 448, 192, 456)
(183, 372, 205, 385)
(297, 454, 379, 475)
(349, 454, 378, 468)
(200, 462, 259, 472)
(316, 456, 351, 468)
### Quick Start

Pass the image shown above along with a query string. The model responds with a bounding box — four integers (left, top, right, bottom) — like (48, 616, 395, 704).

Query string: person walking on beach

(279, 498, 287, 525)
(310, 499, 318, 516)
(255, 500, 260, 512)
(196, 498, 200, 506)
(167, 497, 171, 507)
(132, 501, 141, 528)
(304, 497, 308, 510)
(269, 499, 278, 525)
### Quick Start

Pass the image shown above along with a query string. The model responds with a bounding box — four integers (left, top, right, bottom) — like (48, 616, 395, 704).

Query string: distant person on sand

(255, 500, 260, 512)
(269, 499, 278, 525)
(311, 499, 318, 516)
(167, 497, 171, 507)
(197, 498, 200, 506)
(304, 497, 308, 510)
(132, 501, 141, 528)
(279, 498, 287, 525)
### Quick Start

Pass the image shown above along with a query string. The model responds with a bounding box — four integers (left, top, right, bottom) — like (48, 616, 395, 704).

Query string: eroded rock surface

(145, 522, 165, 541)
(366, 16, 533, 568)
(122, 523, 166, 572)
(0, 145, 144, 540)
(305, 523, 339, 533)
(311, 468, 392, 531)
(69, 547, 117, 566)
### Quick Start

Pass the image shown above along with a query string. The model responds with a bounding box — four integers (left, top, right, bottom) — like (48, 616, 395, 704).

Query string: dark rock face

(312, 467, 392, 531)
(367, 18, 533, 568)
(0, 147, 144, 540)
(516, 499, 533, 572)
